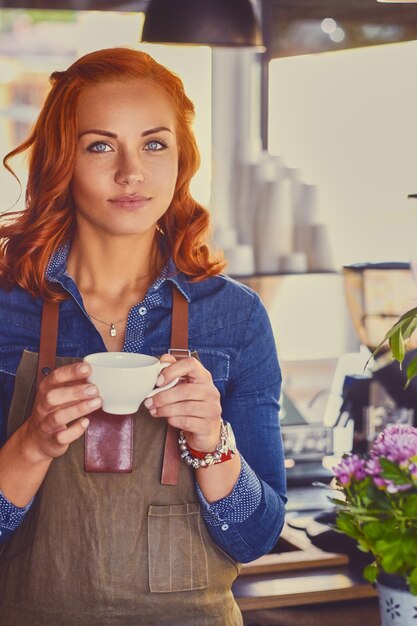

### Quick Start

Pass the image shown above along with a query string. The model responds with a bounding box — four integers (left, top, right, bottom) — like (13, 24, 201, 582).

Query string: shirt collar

(46, 245, 192, 303)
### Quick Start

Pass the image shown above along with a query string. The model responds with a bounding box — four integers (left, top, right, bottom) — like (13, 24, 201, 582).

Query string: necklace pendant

(110, 324, 117, 337)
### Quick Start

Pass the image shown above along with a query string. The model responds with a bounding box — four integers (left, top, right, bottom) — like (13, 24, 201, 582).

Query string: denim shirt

(0, 246, 286, 562)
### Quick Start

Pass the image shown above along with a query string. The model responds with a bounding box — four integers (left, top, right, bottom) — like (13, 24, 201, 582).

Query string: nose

(114, 150, 145, 185)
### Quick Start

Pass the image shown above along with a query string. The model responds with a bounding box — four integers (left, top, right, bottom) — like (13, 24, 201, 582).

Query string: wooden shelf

(233, 566, 377, 612)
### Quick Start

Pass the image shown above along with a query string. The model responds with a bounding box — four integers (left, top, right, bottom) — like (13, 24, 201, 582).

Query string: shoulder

(176, 272, 269, 344)
(0, 285, 42, 329)
(0, 286, 42, 375)
(183, 273, 261, 314)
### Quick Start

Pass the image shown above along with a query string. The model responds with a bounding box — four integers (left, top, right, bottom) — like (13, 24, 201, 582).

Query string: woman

(0, 47, 286, 625)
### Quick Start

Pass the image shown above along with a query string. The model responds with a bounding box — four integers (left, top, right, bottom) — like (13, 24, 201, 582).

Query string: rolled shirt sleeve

(196, 293, 287, 563)
(0, 491, 34, 543)
(196, 455, 285, 563)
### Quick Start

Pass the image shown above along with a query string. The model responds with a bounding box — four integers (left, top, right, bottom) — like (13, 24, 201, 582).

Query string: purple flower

(366, 443, 415, 493)
(370, 425, 417, 464)
(365, 458, 387, 489)
(333, 454, 366, 486)
(410, 462, 417, 479)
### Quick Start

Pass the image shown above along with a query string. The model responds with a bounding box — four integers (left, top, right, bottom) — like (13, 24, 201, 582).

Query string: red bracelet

(178, 420, 236, 469)
(186, 443, 234, 463)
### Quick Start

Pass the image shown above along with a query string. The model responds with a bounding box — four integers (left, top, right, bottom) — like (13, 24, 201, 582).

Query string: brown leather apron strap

(37, 300, 59, 389)
(169, 286, 189, 358)
(161, 286, 189, 486)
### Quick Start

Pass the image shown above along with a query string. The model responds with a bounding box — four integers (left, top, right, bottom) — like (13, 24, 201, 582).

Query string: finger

(156, 357, 211, 386)
(55, 417, 90, 446)
(148, 399, 220, 421)
(148, 382, 219, 409)
(42, 396, 102, 431)
(40, 362, 92, 391)
(159, 353, 177, 364)
(40, 382, 99, 413)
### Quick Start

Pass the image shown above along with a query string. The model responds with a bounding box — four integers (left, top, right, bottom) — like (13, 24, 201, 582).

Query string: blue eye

(146, 140, 167, 152)
(88, 142, 112, 153)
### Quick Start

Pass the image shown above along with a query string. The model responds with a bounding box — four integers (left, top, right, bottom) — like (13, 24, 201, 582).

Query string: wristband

(178, 419, 236, 469)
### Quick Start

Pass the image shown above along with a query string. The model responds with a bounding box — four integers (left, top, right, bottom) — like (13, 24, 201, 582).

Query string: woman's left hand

(143, 354, 222, 452)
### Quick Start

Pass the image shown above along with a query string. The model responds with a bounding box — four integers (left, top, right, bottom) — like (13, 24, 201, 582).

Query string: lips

(109, 195, 150, 209)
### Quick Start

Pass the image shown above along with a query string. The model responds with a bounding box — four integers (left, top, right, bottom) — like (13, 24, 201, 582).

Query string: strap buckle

(168, 348, 191, 359)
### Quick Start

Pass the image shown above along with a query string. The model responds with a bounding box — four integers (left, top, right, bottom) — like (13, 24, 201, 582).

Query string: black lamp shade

(141, 0, 263, 47)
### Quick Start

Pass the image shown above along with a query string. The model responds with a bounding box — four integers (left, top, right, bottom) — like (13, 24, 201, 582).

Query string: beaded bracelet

(178, 420, 235, 469)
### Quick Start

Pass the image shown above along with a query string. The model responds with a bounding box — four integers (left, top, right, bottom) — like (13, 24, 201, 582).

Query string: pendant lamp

(141, 0, 263, 48)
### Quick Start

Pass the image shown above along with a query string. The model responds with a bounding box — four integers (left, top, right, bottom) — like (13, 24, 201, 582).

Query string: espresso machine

(342, 262, 417, 451)
(288, 262, 417, 552)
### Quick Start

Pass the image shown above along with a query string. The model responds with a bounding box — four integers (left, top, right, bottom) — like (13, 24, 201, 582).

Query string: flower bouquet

(332, 424, 417, 594)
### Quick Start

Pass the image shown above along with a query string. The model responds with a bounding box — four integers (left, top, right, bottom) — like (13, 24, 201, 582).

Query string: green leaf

(402, 315, 417, 340)
(403, 494, 417, 518)
(363, 522, 386, 542)
(379, 458, 412, 485)
(363, 561, 378, 584)
(335, 513, 362, 541)
(406, 355, 417, 386)
(399, 307, 417, 322)
(372, 307, 417, 362)
(408, 567, 417, 596)
(389, 328, 405, 364)
(377, 535, 417, 573)
(371, 318, 407, 359)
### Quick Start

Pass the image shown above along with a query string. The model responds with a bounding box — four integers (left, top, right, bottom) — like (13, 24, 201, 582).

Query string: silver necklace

(88, 313, 127, 337)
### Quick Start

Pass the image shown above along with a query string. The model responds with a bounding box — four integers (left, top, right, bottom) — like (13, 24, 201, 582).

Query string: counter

(233, 517, 380, 625)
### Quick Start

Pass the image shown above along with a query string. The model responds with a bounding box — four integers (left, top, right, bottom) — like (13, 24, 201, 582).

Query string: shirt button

(221, 523, 229, 531)
(139, 307, 147, 316)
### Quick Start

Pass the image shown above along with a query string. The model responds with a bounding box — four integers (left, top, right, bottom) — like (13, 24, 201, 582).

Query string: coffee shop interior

(1, 0, 417, 623)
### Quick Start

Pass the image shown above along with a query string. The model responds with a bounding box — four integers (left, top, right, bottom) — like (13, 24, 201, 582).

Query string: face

(71, 78, 179, 238)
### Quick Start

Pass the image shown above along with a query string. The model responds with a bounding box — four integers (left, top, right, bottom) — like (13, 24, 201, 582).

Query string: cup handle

(145, 361, 180, 398)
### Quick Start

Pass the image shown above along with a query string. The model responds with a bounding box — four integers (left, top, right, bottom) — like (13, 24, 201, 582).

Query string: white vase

(307, 223, 335, 271)
(377, 576, 417, 626)
(225, 244, 255, 277)
(293, 183, 319, 254)
(254, 162, 293, 274)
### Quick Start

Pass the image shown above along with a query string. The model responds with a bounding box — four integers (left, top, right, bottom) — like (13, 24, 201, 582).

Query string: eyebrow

(78, 126, 173, 139)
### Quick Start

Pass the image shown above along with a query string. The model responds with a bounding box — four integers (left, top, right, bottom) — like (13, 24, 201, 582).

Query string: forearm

(0, 421, 52, 508)
(196, 456, 286, 562)
(195, 452, 241, 503)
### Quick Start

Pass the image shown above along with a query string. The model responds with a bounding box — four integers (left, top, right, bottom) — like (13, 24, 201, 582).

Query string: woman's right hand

(21, 362, 101, 462)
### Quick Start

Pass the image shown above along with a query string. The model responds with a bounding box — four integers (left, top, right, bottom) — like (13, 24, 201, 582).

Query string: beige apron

(0, 288, 243, 626)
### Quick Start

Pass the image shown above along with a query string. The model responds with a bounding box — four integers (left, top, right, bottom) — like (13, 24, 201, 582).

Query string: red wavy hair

(0, 47, 225, 301)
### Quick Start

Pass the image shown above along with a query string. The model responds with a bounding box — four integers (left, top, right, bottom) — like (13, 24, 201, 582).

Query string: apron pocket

(148, 503, 209, 593)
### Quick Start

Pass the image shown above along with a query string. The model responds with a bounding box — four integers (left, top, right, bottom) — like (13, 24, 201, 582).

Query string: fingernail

(144, 398, 153, 408)
(88, 397, 101, 408)
(85, 385, 97, 396)
(156, 374, 164, 386)
(149, 408, 157, 416)
(79, 364, 89, 374)
(81, 418, 90, 428)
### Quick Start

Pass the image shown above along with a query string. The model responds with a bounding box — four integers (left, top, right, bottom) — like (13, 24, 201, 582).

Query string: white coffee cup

(83, 352, 179, 415)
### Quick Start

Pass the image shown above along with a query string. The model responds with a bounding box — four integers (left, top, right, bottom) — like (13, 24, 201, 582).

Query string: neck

(67, 232, 161, 300)
(66, 231, 164, 351)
